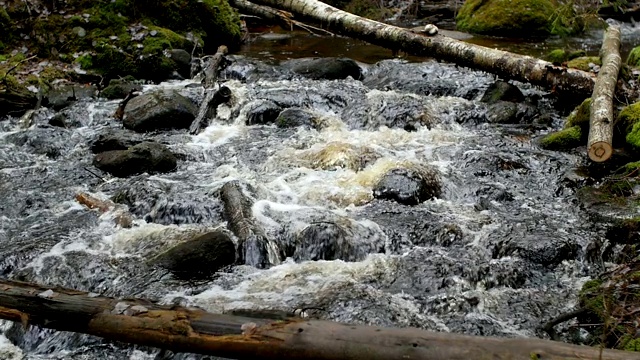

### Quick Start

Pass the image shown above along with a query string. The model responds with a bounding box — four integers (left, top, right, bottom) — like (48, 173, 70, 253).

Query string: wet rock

(481, 80, 525, 104)
(275, 107, 319, 129)
(90, 129, 144, 153)
(44, 84, 97, 110)
(123, 90, 197, 132)
(341, 90, 432, 130)
(93, 142, 177, 177)
(48, 113, 68, 128)
(293, 222, 352, 261)
(486, 101, 538, 124)
(167, 49, 192, 79)
(4, 126, 71, 159)
(373, 167, 441, 205)
(149, 230, 236, 279)
(285, 57, 363, 80)
(493, 233, 578, 267)
(245, 100, 282, 125)
(100, 78, 143, 100)
(539, 126, 582, 150)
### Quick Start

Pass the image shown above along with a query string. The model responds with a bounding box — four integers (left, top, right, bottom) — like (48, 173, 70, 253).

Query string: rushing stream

(2, 21, 640, 359)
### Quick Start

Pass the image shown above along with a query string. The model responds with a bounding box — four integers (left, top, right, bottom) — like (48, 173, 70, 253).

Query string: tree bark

(245, 0, 597, 97)
(1, 279, 640, 360)
(588, 25, 622, 162)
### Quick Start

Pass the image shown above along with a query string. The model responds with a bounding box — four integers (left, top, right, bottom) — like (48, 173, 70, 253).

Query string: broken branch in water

(75, 191, 133, 228)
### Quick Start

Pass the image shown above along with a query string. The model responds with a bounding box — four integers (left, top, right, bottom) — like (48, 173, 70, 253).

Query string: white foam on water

(0, 334, 24, 360)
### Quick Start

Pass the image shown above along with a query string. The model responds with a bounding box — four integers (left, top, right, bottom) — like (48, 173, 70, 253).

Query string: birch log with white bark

(588, 25, 622, 162)
(1, 279, 640, 360)
(247, 0, 597, 97)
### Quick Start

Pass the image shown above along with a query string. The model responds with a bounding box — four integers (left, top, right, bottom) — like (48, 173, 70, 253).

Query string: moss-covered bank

(456, 0, 556, 37)
(1, 0, 242, 82)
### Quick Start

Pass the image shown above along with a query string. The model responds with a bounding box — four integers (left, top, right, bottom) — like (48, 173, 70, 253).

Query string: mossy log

(588, 25, 622, 162)
(1, 279, 640, 359)
(0, 88, 38, 117)
(246, 0, 597, 97)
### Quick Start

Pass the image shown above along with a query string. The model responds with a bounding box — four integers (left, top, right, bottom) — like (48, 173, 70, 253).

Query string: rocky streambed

(0, 39, 635, 359)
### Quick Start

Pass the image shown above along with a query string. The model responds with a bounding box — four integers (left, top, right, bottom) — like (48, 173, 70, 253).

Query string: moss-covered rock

(565, 97, 591, 129)
(628, 46, 640, 68)
(540, 126, 582, 150)
(616, 102, 640, 150)
(456, 0, 555, 37)
(568, 49, 587, 60)
(546, 49, 567, 64)
(566, 56, 601, 71)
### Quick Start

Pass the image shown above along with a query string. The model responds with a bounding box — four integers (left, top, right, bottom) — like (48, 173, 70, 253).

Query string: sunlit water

(1, 22, 635, 358)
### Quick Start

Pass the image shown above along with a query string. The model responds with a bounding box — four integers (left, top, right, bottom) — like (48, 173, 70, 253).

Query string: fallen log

(1, 279, 639, 359)
(189, 85, 232, 135)
(588, 25, 622, 162)
(245, 0, 597, 97)
(190, 45, 229, 135)
(220, 181, 271, 268)
(230, 0, 334, 35)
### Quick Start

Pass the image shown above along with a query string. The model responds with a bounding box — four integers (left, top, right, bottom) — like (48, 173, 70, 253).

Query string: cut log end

(588, 141, 613, 162)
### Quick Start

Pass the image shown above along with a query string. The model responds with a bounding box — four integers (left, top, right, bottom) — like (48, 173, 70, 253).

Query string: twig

(2, 55, 37, 85)
(84, 167, 106, 182)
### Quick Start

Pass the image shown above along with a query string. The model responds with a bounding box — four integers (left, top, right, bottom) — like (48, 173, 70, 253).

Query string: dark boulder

(93, 142, 177, 177)
(293, 222, 351, 262)
(245, 100, 282, 125)
(285, 57, 363, 80)
(100, 78, 143, 100)
(149, 230, 236, 279)
(493, 233, 578, 267)
(481, 80, 525, 104)
(90, 129, 144, 154)
(44, 84, 97, 110)
(167, 49, 192, 79)
(486, 101, 538, 124)
(373, 167, 441, 205)
(276, 107, 319, 129)
(48, 113, 68, 128)
(123, 90, 197, 132)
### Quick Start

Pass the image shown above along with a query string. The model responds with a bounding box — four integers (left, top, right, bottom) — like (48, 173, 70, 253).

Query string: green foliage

(549, 0, 627, 36)
(539, 126, 582, 150)
(344, 0, 393, 20)
(456, 0, 556, 37)
(75, 54, 93, 69)
(623, 337, 640, 351)
(566, 56, 601, 71)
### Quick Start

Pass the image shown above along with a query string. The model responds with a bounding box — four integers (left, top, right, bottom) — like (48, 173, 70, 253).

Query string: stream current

(2, 24, 640, 359)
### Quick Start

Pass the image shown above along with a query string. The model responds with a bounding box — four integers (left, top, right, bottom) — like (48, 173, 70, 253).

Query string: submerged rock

(486, 101, 538, 124)
(93, 142, 177, 177)
(123, 90, 197, 132)
(293, 222, 352, 261)
(276, 107, 319, 129)
(373, 167, 441, 205)
(244, 99, 282, 125)
(4, 126, 72, 159)
(481, 81, 525, 104)
(285, 57, 363, 80)
(149, 229, 236, 279)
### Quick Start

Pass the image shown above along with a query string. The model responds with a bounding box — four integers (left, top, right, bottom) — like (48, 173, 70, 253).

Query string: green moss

(579, 279, 607, 319)
(456, 0, 556, 37)
(344, 0, 393, 20)
(568, 49, 587, 60)
(617, 102, 640, 135)
(628, 46, 640, 68)
(626, 121, 640, 151)
(565, 97, 591, 129)
(622, 337, 640, 351)
(540, 126, 582, 150)
(546, 49, 567, 63)
(75, 54, 93, 69)
(566, 56, 601, 71)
